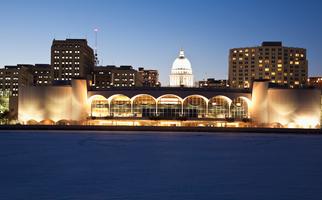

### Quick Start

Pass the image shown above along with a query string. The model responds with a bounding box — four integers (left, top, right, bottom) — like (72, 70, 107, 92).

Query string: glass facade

(231, 97, 250, 119)
(88, 94, 251, 120)
(183, 95, 207, 118)
(90, 95, 109, 118)
(157, 95, 182, 118)
(110, 95, 131, 117)
(132, 94, 156, 117)
(208, 96, 230, 119)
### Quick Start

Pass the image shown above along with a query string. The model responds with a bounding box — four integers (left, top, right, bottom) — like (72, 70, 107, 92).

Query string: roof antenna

(94, 28, 99, 66)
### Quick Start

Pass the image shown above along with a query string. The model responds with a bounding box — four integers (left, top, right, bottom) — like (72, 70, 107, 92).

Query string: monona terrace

(18, 79, 321, 128)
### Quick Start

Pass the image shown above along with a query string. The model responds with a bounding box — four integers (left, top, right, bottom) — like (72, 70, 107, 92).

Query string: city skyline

(0, 0, 322, 85)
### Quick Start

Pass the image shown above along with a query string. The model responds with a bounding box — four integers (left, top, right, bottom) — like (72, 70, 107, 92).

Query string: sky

(0, 0, 322, 85)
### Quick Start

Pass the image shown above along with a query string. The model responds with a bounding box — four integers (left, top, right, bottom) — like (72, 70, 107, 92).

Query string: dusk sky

(0, 0, 322, 84)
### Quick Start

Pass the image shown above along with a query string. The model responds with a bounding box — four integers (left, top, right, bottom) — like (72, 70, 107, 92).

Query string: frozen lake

(0, 130, 322, 200)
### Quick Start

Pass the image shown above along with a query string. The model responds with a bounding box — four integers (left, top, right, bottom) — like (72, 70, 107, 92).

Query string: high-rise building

(169, 49, 194, 87)
(228, 42, 308, 89)
(91, 65, 143, 89)
(0, 65, 33, 97)
(51, 39, 95, 81)
(0, 65, 33, 118)
(138, 67, 160, 87)
(28, 64, 52, 86)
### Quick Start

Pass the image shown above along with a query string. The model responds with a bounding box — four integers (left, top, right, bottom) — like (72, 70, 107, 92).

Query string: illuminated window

(183, 95, 207, 118)
(157, 95, 182, 118)
(208, 96, 230, 119)
(90, 95, 109, 117)
(231, 97, 250, 119)
(132, 95, 156, 117)
(110, 95, 131, 117)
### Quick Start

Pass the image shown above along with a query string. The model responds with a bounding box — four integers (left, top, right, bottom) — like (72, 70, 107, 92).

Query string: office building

(229, 42, 308, 89)
(0, 65, 33, 97)
(138, 67, 160, 87)
(91, 65, 143, 89)
(51, 39, 95, 81)
(28, 64, 52, 86)
(199, 78, 228, 88)
(0, 65, 33, 118)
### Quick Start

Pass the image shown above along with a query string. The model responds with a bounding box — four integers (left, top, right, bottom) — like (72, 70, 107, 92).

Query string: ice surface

(0, 131, 321, 200)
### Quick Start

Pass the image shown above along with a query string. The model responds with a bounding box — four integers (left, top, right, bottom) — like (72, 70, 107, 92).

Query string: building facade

(199, 78, 228, 88)
(91, 65, 143, 89)
(170, 49, 194, 87)
(0, 65, 33, 97)
(138, 67, 160, 87)
(29, 64, 52, 86)
(51, 39, 95, 81)
(17, 79, 321, 128)
(252, 81, 320, 128)
(0, 65, 33, 118)
(229, 42, 308, 89)
(308, 77, 322, 88)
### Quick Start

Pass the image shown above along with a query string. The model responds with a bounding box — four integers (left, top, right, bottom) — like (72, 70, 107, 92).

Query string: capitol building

(169, 49, 194, 87)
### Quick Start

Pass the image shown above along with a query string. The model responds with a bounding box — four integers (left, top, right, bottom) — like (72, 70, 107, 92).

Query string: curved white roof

(171, 49, 192, 75)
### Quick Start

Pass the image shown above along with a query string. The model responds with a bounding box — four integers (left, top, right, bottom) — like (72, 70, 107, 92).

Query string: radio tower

(94, 28, 99, 66)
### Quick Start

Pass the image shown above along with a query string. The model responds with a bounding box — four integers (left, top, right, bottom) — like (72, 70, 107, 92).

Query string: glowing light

(295, 117, 320, 129)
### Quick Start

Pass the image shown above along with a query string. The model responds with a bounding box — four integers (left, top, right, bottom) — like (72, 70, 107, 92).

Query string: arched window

(109, 94, 131, 117)
(132, 94, 156, 118)
(231, 97, 251, 119)
(89, 95, 109, 118)
(157, 94, 182, 118)
(208, 96, 231, 119)
(183, 95, 207, 118)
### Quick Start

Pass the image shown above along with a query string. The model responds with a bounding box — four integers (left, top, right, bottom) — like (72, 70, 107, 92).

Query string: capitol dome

(169, 49, 194, 87)
(171, 50, 192, 74)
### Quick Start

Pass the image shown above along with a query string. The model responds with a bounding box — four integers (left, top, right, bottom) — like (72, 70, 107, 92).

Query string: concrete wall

(71, 79, 88, 121)
(251, 81, 269, 124)
(18, 86, 73, 122)
(252, 81, 321, 128)
(267, 88, 321, 128)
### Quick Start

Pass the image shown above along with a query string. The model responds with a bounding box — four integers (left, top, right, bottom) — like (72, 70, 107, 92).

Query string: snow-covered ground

(0, 131, 321, 200)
